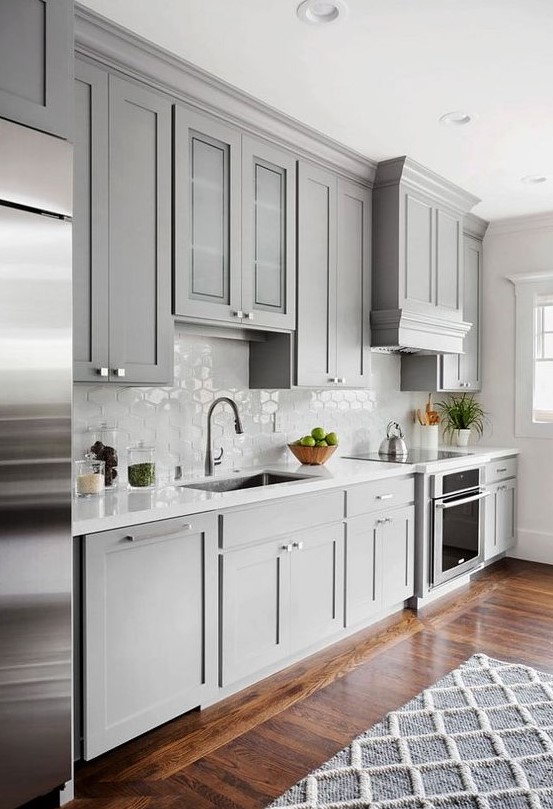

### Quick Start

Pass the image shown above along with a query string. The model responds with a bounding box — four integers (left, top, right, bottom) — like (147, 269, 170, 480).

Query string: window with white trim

(510, 272, 553, 437)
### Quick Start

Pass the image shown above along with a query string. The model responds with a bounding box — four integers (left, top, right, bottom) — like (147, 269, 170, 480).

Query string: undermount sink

(182, 471, 315, 493)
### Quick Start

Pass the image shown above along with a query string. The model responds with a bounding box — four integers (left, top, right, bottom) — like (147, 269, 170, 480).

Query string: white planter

(455, 428, 471, 447)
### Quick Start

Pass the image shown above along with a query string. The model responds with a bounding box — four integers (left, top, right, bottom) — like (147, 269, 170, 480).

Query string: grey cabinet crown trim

(74, 4, 375, 184)
(374, 156, 480, 215)
(464, 213, 489, 240)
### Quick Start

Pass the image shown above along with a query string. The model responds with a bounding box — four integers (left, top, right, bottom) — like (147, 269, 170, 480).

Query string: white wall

(482, 214, 553, 563)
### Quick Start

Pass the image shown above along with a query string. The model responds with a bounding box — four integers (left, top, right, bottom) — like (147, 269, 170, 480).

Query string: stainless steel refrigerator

(0, 119, 72, 808)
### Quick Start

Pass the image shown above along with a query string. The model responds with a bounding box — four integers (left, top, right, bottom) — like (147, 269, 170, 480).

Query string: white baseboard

(508, 529, 553, 564)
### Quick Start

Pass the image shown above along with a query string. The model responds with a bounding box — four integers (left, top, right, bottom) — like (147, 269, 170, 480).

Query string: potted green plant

(436, 393, 487, 446)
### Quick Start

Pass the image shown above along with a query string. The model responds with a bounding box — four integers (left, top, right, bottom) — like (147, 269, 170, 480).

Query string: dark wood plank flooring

(69, 558, 553, 809)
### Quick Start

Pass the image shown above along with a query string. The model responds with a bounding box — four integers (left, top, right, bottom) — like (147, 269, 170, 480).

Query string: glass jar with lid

(127, 442, 156, 489)
(87, 423, 123, 488)
(75, 453, 105, 497)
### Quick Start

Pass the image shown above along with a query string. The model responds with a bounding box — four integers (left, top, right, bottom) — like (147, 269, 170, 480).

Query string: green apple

(311, 426, 326, 442)
(316, 440, 328, 447)
(325, 432, 338, 446)
(300, 435, 316, 447)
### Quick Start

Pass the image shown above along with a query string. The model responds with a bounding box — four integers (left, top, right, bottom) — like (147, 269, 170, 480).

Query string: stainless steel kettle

(379, 421, 408, 457)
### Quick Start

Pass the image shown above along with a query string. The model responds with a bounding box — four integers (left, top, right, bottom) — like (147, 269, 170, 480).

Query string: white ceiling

(79, 0, 553, 221)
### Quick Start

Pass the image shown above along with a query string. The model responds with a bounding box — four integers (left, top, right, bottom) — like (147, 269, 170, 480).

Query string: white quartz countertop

(72, 447, 519, 536)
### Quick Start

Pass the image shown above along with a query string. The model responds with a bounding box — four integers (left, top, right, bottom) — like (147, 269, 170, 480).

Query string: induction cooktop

(342, 449, 473, 464)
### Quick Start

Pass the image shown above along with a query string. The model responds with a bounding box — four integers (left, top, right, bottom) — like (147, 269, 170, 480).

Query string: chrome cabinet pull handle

(281, 543, 293, 552)
(497, 467, 507, 473)
(98, 367, 109, 377)
(233, 310, 244, 318)
(244, 312, 254, 320)
(126, 524, 192, 542)
(377, 493, 393, 500)
(292, 541, 304, 550)
(114, 368, 126, 377)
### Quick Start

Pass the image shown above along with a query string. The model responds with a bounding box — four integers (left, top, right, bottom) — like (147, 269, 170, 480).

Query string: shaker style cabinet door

(220, 539, 289, 689)
(0, 0, 72, 138)
(380, 506, 415, 608)
(296, 162, 338, 387)
(108, 77, 173, 385)
(336, 179, 371, 387)
(83, 514, 218, 760)
(289, 523, 344, 653)
(241, 136, 296, 330)
(173, 106, 242, 323)
(73, 60, 110, 382)
(442, 235, 482, 391)
(345, 515, 381, 627)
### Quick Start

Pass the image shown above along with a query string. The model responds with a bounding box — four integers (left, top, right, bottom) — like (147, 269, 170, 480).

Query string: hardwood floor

(69, 559, 553, 809)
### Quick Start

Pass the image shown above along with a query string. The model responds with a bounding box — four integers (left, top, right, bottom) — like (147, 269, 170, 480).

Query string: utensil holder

(420, 424, 439, 450)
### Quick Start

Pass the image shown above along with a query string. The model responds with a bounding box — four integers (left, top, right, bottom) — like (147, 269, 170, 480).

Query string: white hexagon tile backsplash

(73, 330, 418, 482)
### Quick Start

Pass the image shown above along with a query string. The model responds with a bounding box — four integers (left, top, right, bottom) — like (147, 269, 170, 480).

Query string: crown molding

(370, 308, 471, 353)
(464, 212, 489, 240)
(487, 211, 553, 236)
(74, 4, 376, 184)
(374, 156, 480, 215)
(507, 270, 553, 286)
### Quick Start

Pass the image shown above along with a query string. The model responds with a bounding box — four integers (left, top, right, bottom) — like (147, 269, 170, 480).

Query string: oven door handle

(436, 490, 490, 509)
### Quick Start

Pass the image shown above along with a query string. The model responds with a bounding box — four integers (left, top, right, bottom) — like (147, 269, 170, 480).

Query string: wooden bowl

(287, 443, 337, 466)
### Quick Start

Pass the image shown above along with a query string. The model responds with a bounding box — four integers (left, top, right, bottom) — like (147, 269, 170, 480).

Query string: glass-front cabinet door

(241, 137, 296, 330)
(173, 106, 242, 323)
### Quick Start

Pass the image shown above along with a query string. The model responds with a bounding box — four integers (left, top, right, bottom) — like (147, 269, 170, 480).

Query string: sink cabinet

(73, 62, 173, 385)
(0, 0, 72, 138)
(296, 162, 371, 388)
(82, 514, 217, 759)
(173, 107, 296, 331)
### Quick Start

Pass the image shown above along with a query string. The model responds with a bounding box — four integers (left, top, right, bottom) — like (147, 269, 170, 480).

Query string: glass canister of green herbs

(127, 441, 156, 489)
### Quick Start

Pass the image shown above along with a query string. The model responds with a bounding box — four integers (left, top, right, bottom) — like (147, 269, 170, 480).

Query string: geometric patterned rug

(266, 654, 553, 808)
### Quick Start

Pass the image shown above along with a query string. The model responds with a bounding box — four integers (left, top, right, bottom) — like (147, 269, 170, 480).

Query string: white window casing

(508, 271, 553, 438)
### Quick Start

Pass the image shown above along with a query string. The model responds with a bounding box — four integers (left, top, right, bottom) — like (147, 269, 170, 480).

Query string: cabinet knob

(339, 378, 346, 384)
(281, 543, 293, 552)
(113, 368, 126, 377)
(97, 367, 109, 377)
(244, 312, 254, 320)
(376, 518, 387, 525)
(329, 377, 339, 384)
(292, 541, 304, 550)
(233, 310, 244, 319)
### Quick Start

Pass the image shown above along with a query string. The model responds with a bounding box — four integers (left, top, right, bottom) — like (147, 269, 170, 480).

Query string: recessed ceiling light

(439, 111, 473, 126)
(296, 0, 348, 25)
(521, 174, 547, 185)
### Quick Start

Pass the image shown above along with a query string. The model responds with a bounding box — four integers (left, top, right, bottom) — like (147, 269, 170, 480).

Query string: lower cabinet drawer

(346, 475, 414, 517)
(220, 488, 344, 548)
(486, 456, 517, 484)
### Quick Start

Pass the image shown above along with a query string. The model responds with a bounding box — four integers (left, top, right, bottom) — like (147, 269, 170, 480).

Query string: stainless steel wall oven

(431, 467, 489, 587)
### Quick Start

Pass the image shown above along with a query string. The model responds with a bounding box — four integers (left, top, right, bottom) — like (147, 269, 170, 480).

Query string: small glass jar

(75, 454, 105, 497)
(127, 442, 156, 489)
(87, 423, 122, 488)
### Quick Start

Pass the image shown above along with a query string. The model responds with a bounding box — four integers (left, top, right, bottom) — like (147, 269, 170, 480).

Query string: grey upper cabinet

(82, 513, 218, 760)
(174, 109, 296, 331)
(173, 106, 242, 324)
(108, 76, 173, 385)
(73, 64, 173, 385)
(241, 136, 296, 329)
(297, 162, 371, 388)
(400, 230, 484, 392)
(441, 235, 482, 391)
(371, 157, 479, 353)
(73, 60, 109, 382)
(0, 0, 72, 138)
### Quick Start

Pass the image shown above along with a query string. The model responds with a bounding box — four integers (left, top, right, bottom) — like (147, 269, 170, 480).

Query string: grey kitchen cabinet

(441, 235, 482, 391)
(345, 505, 415, 626)
(297, 162, 371, 388)
(371, 157, 478, 353)
(484, 478, 517, 561)
(0, 0, 72, 138)
(73, 64, 173, 384)
(82, 513, 217, 760)
(174, 108, 296, 330)
(400, 234, 483, 392)
(220, 519, 344, 689)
